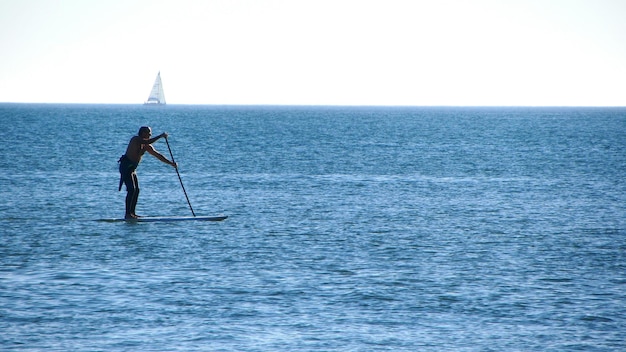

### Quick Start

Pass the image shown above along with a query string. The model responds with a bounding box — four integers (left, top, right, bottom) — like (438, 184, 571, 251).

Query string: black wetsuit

(118, 155, 140, 216)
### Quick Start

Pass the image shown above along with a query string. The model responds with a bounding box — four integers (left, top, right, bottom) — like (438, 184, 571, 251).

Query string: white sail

(144, 72, 166, 105)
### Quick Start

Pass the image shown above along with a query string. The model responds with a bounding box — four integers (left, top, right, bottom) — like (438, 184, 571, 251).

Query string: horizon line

(1, 102, 625, 108)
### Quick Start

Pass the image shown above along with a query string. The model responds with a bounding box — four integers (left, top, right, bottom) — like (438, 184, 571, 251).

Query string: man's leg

(129, 173, 140, 217)
(123, 172, 139, 219)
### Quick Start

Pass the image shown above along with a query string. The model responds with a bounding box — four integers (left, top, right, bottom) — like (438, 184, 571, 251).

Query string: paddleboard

(98, 215, 227, 223)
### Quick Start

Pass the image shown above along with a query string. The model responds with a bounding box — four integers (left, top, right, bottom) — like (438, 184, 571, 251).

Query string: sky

(1, 0, 625, 106)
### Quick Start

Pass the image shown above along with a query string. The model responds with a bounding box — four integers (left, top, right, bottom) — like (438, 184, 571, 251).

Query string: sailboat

(144, 71, 166, 105)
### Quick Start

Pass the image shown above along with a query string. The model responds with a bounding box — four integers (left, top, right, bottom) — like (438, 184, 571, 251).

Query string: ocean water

(1, 104, 625, 351)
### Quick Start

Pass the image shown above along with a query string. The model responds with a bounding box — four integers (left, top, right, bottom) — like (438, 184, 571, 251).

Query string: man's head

(138, 126, 152, 137)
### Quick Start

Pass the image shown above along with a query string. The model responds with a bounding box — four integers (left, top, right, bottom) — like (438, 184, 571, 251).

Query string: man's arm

(141, 132, 168, 145)
(145, 144, 177, 167)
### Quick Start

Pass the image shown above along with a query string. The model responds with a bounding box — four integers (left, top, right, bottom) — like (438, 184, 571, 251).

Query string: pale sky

(1, 0, 625, 106)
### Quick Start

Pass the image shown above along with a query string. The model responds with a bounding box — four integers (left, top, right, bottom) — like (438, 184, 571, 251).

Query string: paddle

(164, 136, 196, 217)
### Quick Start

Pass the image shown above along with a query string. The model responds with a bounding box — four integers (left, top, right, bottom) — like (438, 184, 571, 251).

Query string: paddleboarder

(118, 126, 177, 219)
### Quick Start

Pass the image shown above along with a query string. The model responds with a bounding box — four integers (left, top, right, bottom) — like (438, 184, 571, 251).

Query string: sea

(1, 104, 625, 351)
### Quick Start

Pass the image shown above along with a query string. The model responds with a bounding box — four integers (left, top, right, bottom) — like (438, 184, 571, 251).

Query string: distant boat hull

(144, 100, 166, 105)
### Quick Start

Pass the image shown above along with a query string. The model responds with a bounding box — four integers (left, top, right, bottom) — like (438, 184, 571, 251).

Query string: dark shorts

(118, 155, 138, 191)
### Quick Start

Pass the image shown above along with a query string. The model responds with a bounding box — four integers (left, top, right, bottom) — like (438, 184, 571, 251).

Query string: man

(119, 126, 177, 219)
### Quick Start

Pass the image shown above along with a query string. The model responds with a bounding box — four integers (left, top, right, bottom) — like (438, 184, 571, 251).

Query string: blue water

(1, 104, 625, 351)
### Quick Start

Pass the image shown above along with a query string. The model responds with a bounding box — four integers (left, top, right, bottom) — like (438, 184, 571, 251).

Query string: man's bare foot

(125, 214, 138, 219)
